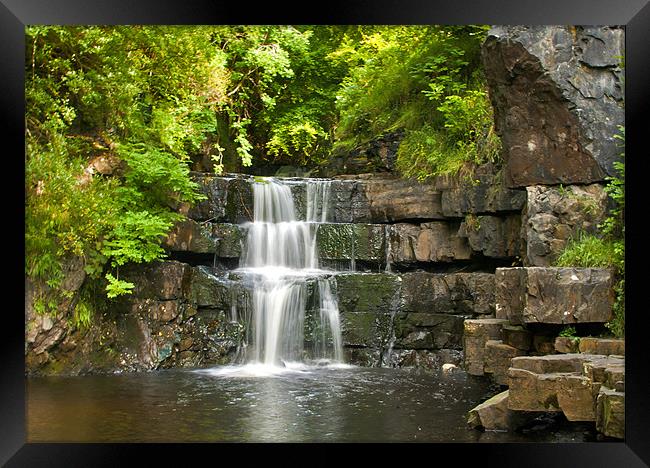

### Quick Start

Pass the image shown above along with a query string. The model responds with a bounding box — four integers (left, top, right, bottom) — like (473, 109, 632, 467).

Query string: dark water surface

(27, 365, 599, 443)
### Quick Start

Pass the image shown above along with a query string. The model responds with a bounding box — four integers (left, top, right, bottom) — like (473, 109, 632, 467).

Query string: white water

(237, 178, 343, 370)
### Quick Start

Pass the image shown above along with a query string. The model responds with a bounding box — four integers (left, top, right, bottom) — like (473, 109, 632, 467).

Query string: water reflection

(27, 366, 598, 443)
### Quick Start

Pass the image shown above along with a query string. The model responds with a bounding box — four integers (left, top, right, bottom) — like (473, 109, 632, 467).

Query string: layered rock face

(482, 26, 624, 187)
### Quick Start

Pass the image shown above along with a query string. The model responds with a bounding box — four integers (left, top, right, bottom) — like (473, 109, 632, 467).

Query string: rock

(400, 272, 495, 316)
(482, 26, 624, 187)
(510, 354, 585, 374)
(339, 311, 393, 349)
(522, 184, 608, 266)
(484, 340, 526, 385)
(507, 368, 563, 412)
(440, 164, 526, 216)
(463, 318, 509, 375)
(394, 313, 466, 350)
(555, 336, 580, 354)
(185, 174, 231, 221)
(389, 222, 471, 263)
(362, 174, 445, 222)
(60, 255, 87, 293)
(494, 267, 614, 324)
(596, 387, 625, 439)
(468, 390, 530, 431)
(556, 374, 596, 421)
(442, 363, 459, 373)
(328, 179, 372, 223)
(502, 325, 532, 351)
(507, 353, 625, 424)
(459, 215, 522, 258)
(164, 219, 216, 253)
(578, 337, 625, 356)
(122, 260, 193, 301)
(533, 334, 556, 354)
(213, 223, 244, 258)
(317, 223, 385, 261)
(335, 273, 401, 315)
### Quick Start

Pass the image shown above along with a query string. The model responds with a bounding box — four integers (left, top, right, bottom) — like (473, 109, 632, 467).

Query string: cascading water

(237, 178, 343, 369)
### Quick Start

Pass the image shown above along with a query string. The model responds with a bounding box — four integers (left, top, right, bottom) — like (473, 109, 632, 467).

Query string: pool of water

(27, 365, 599, 443)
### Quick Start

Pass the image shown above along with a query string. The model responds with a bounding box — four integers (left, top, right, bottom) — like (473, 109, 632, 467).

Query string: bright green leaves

(104, 273, 135, 299)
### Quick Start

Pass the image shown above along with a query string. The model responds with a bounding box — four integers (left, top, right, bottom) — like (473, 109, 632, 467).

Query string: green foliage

(104, 273, 135, 299)
(559, 326, 579, 340)
(331, 25, 500, 179)
(554, 233, 620, 269)
(26, 26, 212, 323)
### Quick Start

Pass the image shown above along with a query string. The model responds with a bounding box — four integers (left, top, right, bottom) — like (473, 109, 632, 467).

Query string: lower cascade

(237, 178, 343, 368)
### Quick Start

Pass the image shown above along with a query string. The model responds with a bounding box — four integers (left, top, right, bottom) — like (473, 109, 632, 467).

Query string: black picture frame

(4, 0, 649, 465)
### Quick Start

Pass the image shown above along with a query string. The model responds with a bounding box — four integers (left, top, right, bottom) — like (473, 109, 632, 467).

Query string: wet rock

(463, 318, 509, 375)
(389, 222, 471, 263)
(317, 223, 385, 261)
(468, 390, 530, 431)
(484, 340, 526, 385)
(394, 313, 466, 350)
(164, 219, 216, 253)
(578, 337, 625, 356)
(495, 267, 614, 324)
(555, 336, 580, 354)
(522, 184, 608, 266)
(328, 179, 372, 223)
(459, 214, 522, 258)
(213, 223, 244, 258)
(339, 311, 393, 349)
(482, 26, 624, 187)
(335, 273, 401, 315)
(186, 174, 232, 221)
(400, 272, 495, 316)
(596, 387, 625, 439)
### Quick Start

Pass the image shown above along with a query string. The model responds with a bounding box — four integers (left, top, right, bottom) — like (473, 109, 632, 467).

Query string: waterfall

(237, 178, 343, 367)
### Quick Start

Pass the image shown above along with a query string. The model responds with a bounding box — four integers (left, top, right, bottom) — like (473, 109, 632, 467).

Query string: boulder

(482, 26, 624, 187)
(522, 184, 608, 266)
(495, 267, 614, 324)
(463, 318, 509, 375)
